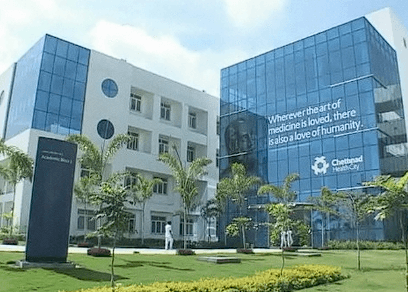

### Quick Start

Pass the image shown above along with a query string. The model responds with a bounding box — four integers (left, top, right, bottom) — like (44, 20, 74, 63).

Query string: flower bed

(236, 248, 254, 254)
(87, 247, 111, 257)
(2, 238, 18, 245)
(176, 249, 195, 256)
(72, 264, 346, 292)
(78, 242, 94, 248)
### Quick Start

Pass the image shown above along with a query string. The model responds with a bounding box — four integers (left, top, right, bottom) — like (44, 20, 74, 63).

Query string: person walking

(165, 221, 173, 250)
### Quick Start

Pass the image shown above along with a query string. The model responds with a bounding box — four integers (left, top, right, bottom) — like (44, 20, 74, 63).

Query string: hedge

(69, 264, 346, 292)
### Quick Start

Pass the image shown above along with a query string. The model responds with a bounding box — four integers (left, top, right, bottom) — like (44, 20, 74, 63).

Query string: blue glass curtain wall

(219, 16, 406, 246)
(5, 35, 90, 139)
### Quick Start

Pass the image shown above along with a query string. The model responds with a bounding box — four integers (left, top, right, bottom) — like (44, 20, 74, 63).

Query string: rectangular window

(159, 136, 169, 154)
(77, 209, 96, 231)
(130, 93, 141, 112)
(216, 116, 220, 135)
(151, 215, 166, 234)
(187, 145, 195, 162)
(153, 177, 168, 194)
(188, 112, 197, 129)
(127, 131, 139, 151)
(128, 215, 136, 234)
(180, 218, 194, 236)
(124, 172, 138, 187)
(160, 102, 171, 121)
(216, 148, 219, 167)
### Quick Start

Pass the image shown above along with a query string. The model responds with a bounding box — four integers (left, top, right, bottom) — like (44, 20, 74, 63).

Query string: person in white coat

(165, 221, 173, 250)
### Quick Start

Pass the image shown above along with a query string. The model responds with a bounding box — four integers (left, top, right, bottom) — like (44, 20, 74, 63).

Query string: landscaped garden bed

(71, 264, 346, 292)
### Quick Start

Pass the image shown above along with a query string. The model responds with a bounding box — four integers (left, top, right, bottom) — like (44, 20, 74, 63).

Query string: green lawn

(0, 250, 405, 292)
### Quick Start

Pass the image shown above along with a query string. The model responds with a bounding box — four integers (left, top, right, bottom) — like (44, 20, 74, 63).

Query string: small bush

(2, 238, 18, 245)
(77, 242, 94, 248)
(236, 248, 254, 254)
(87, 248, 111, 257)
(327, 240, 405, 250)
(176, 249, 195, 256)
(71, 264, 346, 292)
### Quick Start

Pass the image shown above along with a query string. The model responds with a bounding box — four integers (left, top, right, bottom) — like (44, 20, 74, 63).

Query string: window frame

(151, 215, 166, 234)
(188, 112, 197, 129)
(130, 93, 142, 112)
(160, 102, 171, 121)
(158, 136, 169, 154)
(153, 177, 168, 195)
(187, 145, 195, 162)
(127, 130, 139, 151)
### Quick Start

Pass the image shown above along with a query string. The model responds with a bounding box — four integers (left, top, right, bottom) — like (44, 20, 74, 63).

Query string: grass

(0, 249, 405, 292)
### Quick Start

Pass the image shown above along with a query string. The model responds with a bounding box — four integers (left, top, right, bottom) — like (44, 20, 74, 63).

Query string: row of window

(129, 93, 200, 129)
(77, 210, 193, 235)
(126, 130, 199, 162)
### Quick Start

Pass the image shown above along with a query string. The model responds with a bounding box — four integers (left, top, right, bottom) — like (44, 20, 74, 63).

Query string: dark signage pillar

(25, 137, 77, 263)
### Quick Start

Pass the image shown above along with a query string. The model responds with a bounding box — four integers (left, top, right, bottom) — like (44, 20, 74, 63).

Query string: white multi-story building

(0, 34, 219, 244)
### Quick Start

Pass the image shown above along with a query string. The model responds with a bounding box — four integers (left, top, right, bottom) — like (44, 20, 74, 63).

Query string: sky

(1, 0, 408, 97)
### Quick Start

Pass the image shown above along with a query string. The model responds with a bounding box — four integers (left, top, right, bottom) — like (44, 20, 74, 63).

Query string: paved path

(0, 244, 282, 255)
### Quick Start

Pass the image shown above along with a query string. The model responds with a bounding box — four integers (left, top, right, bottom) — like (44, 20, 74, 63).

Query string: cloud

(223, 0, 288, 28)
(89, 20, 246, 96)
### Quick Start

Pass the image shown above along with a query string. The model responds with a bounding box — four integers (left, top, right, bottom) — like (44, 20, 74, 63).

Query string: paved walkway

(0, 244, 282, 255)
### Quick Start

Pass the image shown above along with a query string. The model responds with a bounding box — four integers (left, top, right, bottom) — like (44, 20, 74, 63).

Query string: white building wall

(70, 50, 219, 242)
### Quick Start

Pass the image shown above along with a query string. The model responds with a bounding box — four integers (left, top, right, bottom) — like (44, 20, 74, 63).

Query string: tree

(67, 134, 131, 247)
(258, 173, 299, 204)
(158, 148, 211, 250)
(128, 174, 162, 245)
(258, 173, 309, 274)
(308, 187, 341, 247)
(364, 172, 408, 290)
(226, 216, 252, 248)
(217, 163, 261, 212)
(92, 173, 131, 291)
(0, 141, 33, 236)
(200, 198, 222, 242)
(216, 163, 261, 246)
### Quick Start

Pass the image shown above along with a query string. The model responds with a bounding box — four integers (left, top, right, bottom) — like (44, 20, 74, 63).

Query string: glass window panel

(332, 85, 344, 99)
(349, 133, 363, 148)
(38, 71, 52, 91)
(353, 29, 367, 44)
(74, 82, 85, 101)
(35, 90, 49, 111)
(307, 92, 318, 104)
(343, 67, 357, 80)
(310, 140, 322, 155)
(48, 93, 61, 114)
(363, 131, 377, 145)
(340, 34, 353, 48)
(50, 75, 64, 94)
(335, 136, 348, 150)
(316, 42, 327, 56)
(44, 36, 57, 54)
(358, 78, 372, 92)
(304, 36, 315, 47)
(72, 100, 84, 118)
(76, 64, 88, 82)
(315, 32, 327, 43)
(339, 23, 352, 35)
(299, 157, 311, 177)
(41, 52, 54, 73)
(78, 48, 90, 65)
(53, 56, 66, 76)
(32, 110, 46, 130)
(356, 63, 370, 76)
(58, 116, 70, 135)
(337, 173, 351, 188)
(64, 60, 77, 79)
(312, 177, 324, 191)
(342, 46, 355, 68)
(345, 81, 358, 96)
(364, 145, 380, 170)
(327, 27, 339, 39)
(323, 137, 335, 152)
(56, 40, 68, 57)
(70, 117, 81, 132)
(359, 92, 375, 115)
(328, 38, 340, 51)
(62, 78, 75, 97)
(352, 18, 365, 31)
(60, 96, 72, 117)
(45, 112, 59, 132)
(67, 44, 79, 61)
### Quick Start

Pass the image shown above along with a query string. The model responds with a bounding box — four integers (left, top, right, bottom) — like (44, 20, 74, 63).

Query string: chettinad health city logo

(311, 155, 364, 175)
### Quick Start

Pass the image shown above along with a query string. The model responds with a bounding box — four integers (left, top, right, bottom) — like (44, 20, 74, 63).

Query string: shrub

(176, 249, 195, 256)
(2, 238, 18, 245)
(87, 248, 111, 257)
(327, 240, 404, 250)
(78, 242, 94, 248)
(70, 264, 346, 292)
(236, 248, 254, 254)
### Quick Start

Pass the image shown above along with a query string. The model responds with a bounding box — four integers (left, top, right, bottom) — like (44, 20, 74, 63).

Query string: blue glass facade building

(4, 35, 90, 139)
(220, 17, 407, 246)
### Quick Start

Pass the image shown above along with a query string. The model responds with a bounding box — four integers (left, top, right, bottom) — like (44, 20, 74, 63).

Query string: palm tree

(217, 162, 261, 247)
(66, 134, 131, 247)
(308, 187, 341, 247)
(258, 173, 299, 204)
(364, 172, 408, 290)
(200, 198, 221, 242)
(0, 142, 33, 236)
(158, 148, 211, 250)
(128, 174, 162, 245)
